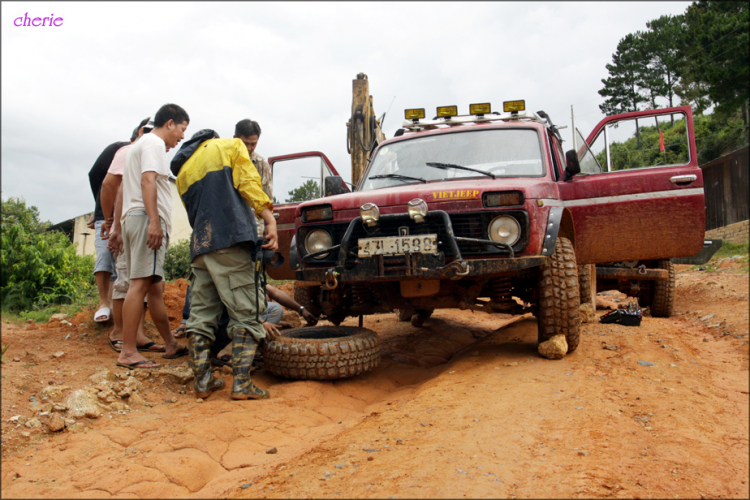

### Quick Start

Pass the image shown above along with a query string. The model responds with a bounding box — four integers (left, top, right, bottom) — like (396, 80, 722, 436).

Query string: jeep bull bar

(296, 210, 546, 288)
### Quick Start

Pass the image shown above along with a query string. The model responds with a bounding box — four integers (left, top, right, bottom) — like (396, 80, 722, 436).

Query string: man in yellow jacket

(172, 129, 277, 400)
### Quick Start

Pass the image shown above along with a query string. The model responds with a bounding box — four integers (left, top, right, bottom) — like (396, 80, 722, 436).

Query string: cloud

(1, 1, 691, 223)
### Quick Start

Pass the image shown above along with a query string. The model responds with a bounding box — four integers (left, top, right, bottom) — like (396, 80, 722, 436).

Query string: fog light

(407, 198, 428, 223)
(304, 229, 332, 259)
(488, 215, 521, 246)
(360, 203, 380, 227)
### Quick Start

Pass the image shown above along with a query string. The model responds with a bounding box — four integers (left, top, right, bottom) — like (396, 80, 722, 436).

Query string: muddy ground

(1, 261, 748, 499)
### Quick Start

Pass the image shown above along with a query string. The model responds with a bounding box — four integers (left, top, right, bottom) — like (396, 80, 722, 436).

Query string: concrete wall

(72, 180, 191, 256)
(72, 213, 96, 257)
(705, 220, 749, 245)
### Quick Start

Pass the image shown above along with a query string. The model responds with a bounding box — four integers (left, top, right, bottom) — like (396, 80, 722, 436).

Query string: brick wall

(705, 220, 749, 244)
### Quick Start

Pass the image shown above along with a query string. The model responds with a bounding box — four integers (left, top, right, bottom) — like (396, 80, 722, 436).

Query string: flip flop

(116, 360, 160, 370)
(109, 339, 123, 353)
(173, 324, 187, 339)
(162, 346, 189, 359)
(94, 307, 111, 322)
(137, 342, 166, 353)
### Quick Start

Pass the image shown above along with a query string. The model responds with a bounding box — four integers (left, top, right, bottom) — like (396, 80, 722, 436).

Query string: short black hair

(131, 117, 151, 141)
(154, 104, 190, 128)
(235, 119, 261, 138)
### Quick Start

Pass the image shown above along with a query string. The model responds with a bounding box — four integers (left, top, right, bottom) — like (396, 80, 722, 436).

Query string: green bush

(164, 239, 191, 281)
(1, 196, 96, 311)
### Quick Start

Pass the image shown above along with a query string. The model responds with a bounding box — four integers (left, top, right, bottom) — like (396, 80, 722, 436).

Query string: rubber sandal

(94, 307, 111, 323)
(173, 324, 187, 339)
(162, 346, 189, 359)
(137, 342, 166, 353)
(116, 360, 159, 370)
(108, 339, 123, 353)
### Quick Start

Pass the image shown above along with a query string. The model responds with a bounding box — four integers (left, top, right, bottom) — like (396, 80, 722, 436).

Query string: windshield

(361, 128, 544, 191)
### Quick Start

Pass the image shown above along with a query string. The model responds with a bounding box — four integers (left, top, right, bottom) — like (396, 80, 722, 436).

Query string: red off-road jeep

(266, 102, 705, 352)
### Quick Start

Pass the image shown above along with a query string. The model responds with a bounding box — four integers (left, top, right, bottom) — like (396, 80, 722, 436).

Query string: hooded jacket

(171, 130, 273, 261)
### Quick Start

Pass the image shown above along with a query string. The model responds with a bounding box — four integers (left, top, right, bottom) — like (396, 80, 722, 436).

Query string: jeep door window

(585, 111, 689, 172)
(361, 129, 544, 191)
(272, 156, 332, 204)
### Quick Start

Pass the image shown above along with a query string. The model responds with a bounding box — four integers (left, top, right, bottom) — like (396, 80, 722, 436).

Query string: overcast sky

(2, 1, 692, 224)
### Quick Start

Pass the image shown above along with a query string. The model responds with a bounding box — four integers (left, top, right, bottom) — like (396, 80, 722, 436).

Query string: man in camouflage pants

(171, 128, 277, 400)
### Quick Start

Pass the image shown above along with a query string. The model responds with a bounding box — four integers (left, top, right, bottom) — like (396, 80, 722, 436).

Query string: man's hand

(263, 322, 281, 340)
(86, 215, 95, 230)
(259, 208, 278, 251)
(100, 218, 113, 240)
(107, 229, 123, 257)
(301, 308, 318, 326)
(146, 220, 164, 250)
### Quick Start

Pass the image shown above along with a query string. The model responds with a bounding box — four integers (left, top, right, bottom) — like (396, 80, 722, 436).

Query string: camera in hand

(255, 238, 284, 268)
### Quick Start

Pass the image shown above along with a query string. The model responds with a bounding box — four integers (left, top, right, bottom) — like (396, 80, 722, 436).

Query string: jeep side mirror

(563, 150, 581, 182)
(324, 175, 350, 196)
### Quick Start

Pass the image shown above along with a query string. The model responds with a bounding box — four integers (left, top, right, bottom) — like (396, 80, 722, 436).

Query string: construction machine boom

(347, 73, 385, 187)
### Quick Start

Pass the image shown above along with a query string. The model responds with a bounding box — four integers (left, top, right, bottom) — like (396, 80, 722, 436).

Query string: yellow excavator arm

(347, 73, 386, 187)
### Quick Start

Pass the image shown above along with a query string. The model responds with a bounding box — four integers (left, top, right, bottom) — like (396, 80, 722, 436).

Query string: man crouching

(171, 129, 277, 400)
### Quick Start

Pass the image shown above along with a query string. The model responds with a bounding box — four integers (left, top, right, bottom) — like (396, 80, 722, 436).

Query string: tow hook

(323, 269, 339, 290)
(439, 260, 471, 279)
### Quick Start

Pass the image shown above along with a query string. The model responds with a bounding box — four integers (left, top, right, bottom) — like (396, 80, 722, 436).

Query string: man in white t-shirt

(116, 103, 190, 370)
(100, 118, 165, 355)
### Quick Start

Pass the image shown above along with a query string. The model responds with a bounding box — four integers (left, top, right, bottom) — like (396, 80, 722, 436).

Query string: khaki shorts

(112, 252, 129, 300)
(122, 210, 169, 284)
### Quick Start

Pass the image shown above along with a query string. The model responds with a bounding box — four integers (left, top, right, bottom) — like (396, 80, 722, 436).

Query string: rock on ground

(580, 303, 596, 323)
(538, 334, 568, 360)
(63, 389, 104, 419)
(39, 385, 70, 401)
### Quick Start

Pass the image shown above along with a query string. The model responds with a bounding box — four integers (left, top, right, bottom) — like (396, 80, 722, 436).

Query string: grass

(690, 241, 749, 273)
(1, 296, 99, 326)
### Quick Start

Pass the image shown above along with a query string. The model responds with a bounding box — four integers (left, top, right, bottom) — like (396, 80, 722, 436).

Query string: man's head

(131, 117, 152, 143)
(191, 129, 220, 141)
(153, 103, 190, 150)
(234, 119, 261, 155)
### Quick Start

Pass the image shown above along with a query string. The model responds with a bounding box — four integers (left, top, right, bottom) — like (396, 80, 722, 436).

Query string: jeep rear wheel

(537, 237, 581, 352)
(578, 264, 596, 308)
(650, 260, 675, 318)
(262, 326, 381, 380)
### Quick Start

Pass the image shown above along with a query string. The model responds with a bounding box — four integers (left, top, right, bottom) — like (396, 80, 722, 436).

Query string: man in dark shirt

(87, 134, 133, 322)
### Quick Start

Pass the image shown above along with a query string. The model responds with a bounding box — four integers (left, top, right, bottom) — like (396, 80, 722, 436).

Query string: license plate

(358, 234, 438, 257)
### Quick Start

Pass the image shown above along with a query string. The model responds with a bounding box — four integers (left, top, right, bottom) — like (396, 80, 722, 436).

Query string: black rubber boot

(188, 332, 225, 399)
(230, 328, 269, 400)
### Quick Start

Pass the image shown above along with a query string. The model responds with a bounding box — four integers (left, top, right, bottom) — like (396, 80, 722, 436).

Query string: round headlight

(304, 229, 333, 259)
(360, 203, 380, 227)
(488, 216, 521, 246)
(407, 198, 428, 223)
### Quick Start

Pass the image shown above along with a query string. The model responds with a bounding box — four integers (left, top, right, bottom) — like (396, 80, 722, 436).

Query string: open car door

(266, 151, 343, 280)
(558, 105, 705, 265)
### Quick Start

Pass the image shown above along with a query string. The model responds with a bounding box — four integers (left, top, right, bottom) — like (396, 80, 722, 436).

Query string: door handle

(273, 213, 280, 219)
(670, 174, 697, 184)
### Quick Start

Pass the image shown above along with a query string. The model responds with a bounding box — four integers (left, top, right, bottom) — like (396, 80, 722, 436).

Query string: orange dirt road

(1, 268, 748, 499)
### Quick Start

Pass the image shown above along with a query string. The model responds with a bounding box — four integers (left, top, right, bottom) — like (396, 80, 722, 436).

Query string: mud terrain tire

(578, 264, 596, 308)
(293, 284, 321, 318)
(262, 326, 381, 380)
(650, 259, 675, 318)
(537, 237, 581, 352)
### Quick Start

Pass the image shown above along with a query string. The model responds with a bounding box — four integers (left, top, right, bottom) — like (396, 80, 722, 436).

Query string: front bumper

(297, 210, 545, 284)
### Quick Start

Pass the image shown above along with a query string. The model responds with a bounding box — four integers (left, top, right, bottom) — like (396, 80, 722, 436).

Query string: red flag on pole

(659, 129, 665, 152)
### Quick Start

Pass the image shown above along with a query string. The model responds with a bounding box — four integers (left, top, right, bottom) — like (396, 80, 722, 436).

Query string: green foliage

(681, 1, 749, 119)
(595, 118, 690, 171)
(1, 341, 10, 363)
(1, 196, 96, 311)
(164, 238, 191, 281)
(286, 179, 320, 203)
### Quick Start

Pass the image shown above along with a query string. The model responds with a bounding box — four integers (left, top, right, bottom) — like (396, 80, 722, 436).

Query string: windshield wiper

(369, 174, 427, 184)
(425, 162, 496, 179)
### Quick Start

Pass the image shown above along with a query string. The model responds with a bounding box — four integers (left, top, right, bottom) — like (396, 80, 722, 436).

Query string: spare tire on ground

(261, 326, 381, 380)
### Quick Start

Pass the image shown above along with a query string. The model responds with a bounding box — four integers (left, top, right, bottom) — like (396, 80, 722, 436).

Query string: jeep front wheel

(537, 237, 581, 352)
